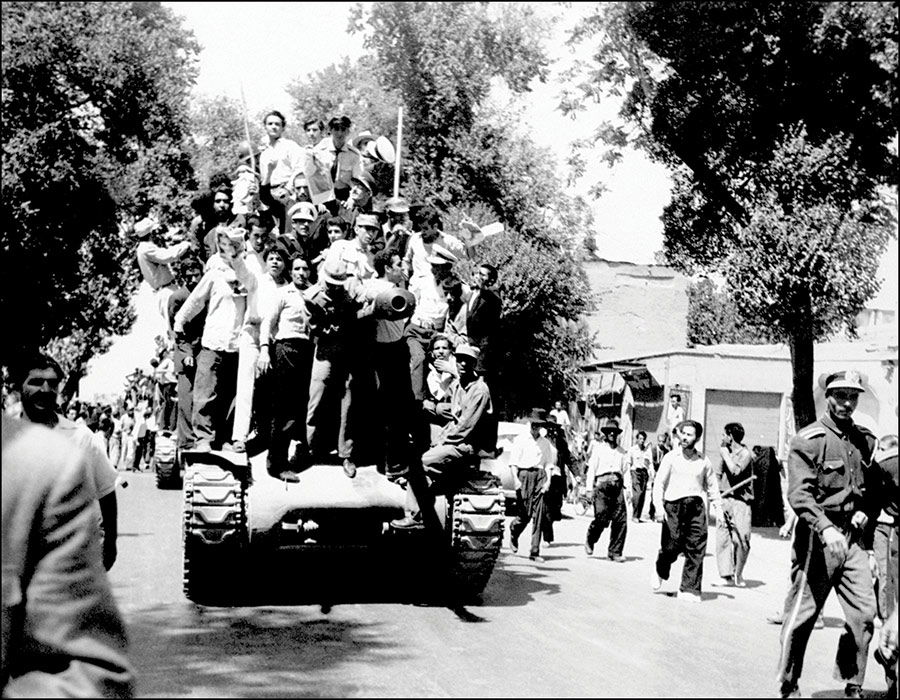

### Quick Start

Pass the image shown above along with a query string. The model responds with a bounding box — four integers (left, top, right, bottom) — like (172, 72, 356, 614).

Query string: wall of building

(583, 257, 689, 362)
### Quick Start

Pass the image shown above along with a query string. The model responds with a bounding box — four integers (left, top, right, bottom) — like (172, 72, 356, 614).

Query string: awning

(581, 371, 626, 398)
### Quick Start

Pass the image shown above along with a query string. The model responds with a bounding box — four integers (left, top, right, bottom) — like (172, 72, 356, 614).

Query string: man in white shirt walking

(651, 419, 723, 602)
(508, 409, 556, 562)
(584, 417, 631, 562)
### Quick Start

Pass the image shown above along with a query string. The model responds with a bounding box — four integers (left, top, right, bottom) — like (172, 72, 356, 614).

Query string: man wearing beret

(777, 370, 881, 699)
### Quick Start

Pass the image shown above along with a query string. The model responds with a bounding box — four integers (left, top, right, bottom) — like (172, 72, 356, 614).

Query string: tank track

(154, 432, 180, 489)
(447, 477, 505, 598)
(182, 463, 247, 604)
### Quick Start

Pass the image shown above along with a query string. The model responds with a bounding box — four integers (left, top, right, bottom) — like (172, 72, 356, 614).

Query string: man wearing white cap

(132, 215, 192, 329)
(280, 201, 328, 278)
(777, 370, 880, 699)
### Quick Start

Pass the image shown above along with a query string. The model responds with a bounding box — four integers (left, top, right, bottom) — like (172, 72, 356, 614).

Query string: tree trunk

(788, 318, 816, 431)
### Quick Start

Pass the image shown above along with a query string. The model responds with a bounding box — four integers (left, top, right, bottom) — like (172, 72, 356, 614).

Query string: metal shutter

(703, 389, 782, 457)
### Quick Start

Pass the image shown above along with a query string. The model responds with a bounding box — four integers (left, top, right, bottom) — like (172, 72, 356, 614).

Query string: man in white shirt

(666, 394, 685, 441)
(549, 400, 571, 433)
(508, 410, 556, 562)
(402, 205, 467, 295)
(627, 430, 654, 522)
(14, 353, 120, 570)
(651, 419, 723, 602)
(584, 417, 631, 562)
(132, 215, 192, 328)
(259, 110, 305, 232)
(313, 115, 363, 204)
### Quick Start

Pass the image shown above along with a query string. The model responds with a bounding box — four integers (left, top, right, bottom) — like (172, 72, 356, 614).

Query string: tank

(152, 430, 181, 489)
(181, 447, 505, 605)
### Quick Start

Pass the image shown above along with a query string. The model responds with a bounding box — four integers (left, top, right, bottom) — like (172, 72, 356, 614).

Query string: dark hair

(263, 245, 290, 272)
(213, 184, 232, 198)
(479, 262, 498, 280)
(676, 419, 703, 439)
(325, 216, 348, 233)
(410, 204, 443, 232)
(440, 276, 462, 296)
(671, 394, 681, 403)
(373, 249, 400, 277)
(264, 110, 286, 127)
(429, 333, 454, 354)
(13, 351, 64, 389)
(208, 171, 231, 191)
(636, 430, 647, 440)
(724, 422, 745, 443)
(303, 118, 324, 131)
(328, 115, 351, 130)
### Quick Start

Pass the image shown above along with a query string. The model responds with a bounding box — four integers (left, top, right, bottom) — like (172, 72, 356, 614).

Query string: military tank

(153, 430, 181, 489)
(181, 447, 505, 605)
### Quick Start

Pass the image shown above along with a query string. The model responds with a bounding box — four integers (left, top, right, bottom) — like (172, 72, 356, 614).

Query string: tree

(567, 1, 898, 427)
(687, 278, 774, 347)
(341, 2, 596, 414)
(1, 1, 200, 388)
(187, 94, 257, 193)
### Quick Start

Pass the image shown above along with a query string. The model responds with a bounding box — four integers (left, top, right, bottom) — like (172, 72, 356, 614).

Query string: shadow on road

(479, 557, 562, 608)
(127, 602, 406, 697)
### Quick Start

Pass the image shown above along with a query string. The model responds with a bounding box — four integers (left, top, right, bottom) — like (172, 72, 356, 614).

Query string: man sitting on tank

(390, 343, 495, 529)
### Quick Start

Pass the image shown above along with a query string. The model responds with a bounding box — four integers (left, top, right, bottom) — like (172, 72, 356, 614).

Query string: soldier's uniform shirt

(787, 414, 879, 537)
(777, 413, 880, 689)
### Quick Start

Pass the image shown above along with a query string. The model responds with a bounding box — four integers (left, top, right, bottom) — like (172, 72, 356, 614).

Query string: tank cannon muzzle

(374, 289, 416, 320)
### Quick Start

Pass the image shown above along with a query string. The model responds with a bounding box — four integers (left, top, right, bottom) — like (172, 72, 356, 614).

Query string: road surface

(109, 472, 890, 698)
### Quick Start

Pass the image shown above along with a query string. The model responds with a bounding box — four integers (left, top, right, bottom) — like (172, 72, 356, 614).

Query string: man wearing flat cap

(583, 417, 631, 562)
(508, 408, 556, 561)
(777, 370, 881, 699)
(392, 343, 495, 530)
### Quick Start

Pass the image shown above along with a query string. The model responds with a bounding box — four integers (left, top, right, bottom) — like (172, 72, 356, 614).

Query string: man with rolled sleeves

(583, 417, 631, 562)
(777, 370, 880, 699)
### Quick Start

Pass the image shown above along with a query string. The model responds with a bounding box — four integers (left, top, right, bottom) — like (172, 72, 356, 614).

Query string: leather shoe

(231, 440, 246, 454)
(584, 541, 594, 556)
(608, 554, 626, 563)
(843, 684, 861, 699)
(276, 470, 301, 483)
(529, 554, 545, 563)
(391, 515, 424, 530)
(342, 458, 357, 479)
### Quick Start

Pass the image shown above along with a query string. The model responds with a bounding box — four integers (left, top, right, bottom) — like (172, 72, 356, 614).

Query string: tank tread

(182, 465, 247, 604)
(448, 481, 505, 597)
(154, 432, 181, 489)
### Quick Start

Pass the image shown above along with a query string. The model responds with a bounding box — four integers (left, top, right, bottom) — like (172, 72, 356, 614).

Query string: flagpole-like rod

(239, 82, 256, 175)
(393, 105, 404, 198)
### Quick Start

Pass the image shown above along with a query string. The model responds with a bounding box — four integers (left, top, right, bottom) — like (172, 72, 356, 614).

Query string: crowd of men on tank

(126, 109, 506, 539)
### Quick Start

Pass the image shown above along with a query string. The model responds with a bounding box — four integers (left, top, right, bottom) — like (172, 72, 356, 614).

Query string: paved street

(110, 473, 890, 698)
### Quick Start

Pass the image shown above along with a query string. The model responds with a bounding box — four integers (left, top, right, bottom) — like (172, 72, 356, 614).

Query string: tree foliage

(1, 1, 199, 382)
(687, 278, 774, 347)
(301, 1, 595, 415)
(567, 1, 898, 427)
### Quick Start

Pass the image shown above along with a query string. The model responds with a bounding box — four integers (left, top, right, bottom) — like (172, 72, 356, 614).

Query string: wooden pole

(393, 106, 403, 198)
(239, 82, 256, 175)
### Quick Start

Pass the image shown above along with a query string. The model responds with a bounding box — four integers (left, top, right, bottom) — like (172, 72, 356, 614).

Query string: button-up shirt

(628, 443, 654, 471)
(313, 137, 363, 191)
(174, 255, 250, 353)
(509, 431, 554, 471)
(259, 136, 305, 187)
(328, 238, 375, 282)
(262, 284, 311, 345)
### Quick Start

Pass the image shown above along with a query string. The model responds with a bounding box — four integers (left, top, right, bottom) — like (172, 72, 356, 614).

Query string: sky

(162, 1, 673, 264)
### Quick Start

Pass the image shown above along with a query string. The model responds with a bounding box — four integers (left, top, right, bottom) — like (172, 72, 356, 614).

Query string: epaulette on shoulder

(795, 424, 826, 440)
(856, 424, 875, 437)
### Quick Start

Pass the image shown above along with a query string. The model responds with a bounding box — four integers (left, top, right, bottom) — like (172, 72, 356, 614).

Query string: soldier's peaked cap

(819, 370, 866, 393)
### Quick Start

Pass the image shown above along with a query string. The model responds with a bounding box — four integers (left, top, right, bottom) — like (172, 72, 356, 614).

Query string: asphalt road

(109, 473, 891, 698)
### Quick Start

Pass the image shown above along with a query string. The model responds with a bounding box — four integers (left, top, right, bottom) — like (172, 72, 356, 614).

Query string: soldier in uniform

(777, 370, 880, 699)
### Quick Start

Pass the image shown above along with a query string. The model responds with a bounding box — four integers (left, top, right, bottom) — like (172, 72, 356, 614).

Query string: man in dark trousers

(776, 370, 880, 699)
(168, 257, 206, 450)
(583, 417, 631, 562)
(508, 409, 555, 562)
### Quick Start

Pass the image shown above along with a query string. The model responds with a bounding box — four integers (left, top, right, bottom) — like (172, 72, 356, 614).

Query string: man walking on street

(584, 417, 631, 562)
(651, 419, 723, 603)
(776, 371, 879, 699)
(628, 430, 654, 522)
(508, 409, 555, 562)
(715, 422, 753, 587)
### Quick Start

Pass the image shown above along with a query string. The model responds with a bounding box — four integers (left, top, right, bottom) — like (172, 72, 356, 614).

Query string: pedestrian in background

(584, 417, 630, 563)
(651, 419, 723, 603)
(715, 422, 753, 587)
(507, 409, 555, 562)
(628, 430, 653, 522)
